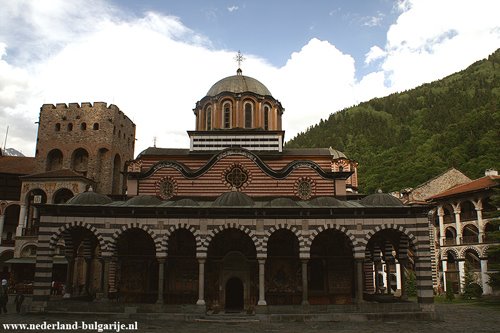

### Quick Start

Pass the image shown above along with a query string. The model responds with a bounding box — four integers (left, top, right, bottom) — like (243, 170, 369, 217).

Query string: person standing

(0, 279, 8, 313)
(14, 289, 24, 313)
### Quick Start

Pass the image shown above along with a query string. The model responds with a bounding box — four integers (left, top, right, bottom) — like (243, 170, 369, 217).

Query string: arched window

(71, 148, 89, 175)
(67, 123, 73, 131)
(53, 188, 74, 204)
(244, 102, 253, 128)
(223, 102, 231, 129)
(55, 123, 61, 132)
(80, 122, 87, 130)
(93, 123, 99, 130)
(263, 105, 270, 130)
(206, 106, 212, 130)
(46, 149, 63, 171)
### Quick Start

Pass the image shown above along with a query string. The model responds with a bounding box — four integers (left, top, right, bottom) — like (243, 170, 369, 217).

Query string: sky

(0, 0, 499, 157)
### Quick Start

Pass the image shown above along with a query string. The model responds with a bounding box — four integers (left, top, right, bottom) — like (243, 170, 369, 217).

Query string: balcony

(23, 227, 39, 236)
(443, 216, 455, 224)
(460, 211, 477, 222)
(0, 239, 15, 247)
(483, 235, 498, 243)
(444, 238, 456, 246)
(462, 235, 479, 244)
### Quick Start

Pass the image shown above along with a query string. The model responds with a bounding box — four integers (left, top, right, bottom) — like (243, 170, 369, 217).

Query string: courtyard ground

(0, 300, 498, 333)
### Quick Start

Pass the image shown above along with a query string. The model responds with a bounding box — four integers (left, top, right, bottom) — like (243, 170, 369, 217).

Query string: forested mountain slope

(286, 49, 500, 193)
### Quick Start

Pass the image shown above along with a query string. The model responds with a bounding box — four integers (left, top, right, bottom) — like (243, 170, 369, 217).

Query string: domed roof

(206, 74, 272, 97)
(124, 195, 162, 206)
(265, 197, 299, 207)
(308, 196, 345, 207)
(171, 198, 199, 207)
(360, 192, 404, 207)
(212, 191, 254, 207)
(66, 191, 112, 205)
(329, 147, 347, 159)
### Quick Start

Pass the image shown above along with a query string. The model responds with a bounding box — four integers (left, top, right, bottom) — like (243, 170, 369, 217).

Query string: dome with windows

(65, 191, 112, 205)
(206, 74, 272, 97)
(360, 192, 404, 207)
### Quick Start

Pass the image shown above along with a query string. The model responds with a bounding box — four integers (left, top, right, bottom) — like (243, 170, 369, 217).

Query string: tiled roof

(0, 156, 36, 175)
(428, 176, 500, 200)
(22, 168, 89, 180)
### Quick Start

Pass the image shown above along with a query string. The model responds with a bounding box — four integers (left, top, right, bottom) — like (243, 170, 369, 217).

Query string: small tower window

(67, 123, 73, 131)
(81, 122, 87, 130)
(223, 103, 231, 129)
(55, 123, 61, 132)
(93, 123, 99, 130)
(244, 102, 253, 129)
(206, 106, 212, 130)
(264, 105, 270, 130)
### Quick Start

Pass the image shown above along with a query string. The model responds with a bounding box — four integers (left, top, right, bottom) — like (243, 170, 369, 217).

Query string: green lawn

(434, 295, 500, 309)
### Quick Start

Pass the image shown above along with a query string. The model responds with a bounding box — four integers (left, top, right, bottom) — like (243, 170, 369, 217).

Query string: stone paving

(0, 302, 498, 333)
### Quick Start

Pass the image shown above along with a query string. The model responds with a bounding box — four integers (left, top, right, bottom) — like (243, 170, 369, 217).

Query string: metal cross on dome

(234, 50, 245, 70)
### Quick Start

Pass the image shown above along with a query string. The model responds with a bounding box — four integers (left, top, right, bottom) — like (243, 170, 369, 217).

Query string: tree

(404, 268, 417, 297)
(461, 260, 482, 299)
(486, 188, 500, 290)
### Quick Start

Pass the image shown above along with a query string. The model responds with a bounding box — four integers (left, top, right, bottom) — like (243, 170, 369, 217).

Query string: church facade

(24, 69, 434, 313)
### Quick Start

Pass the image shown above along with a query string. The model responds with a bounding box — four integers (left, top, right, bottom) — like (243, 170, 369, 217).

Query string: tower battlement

(34, 101, 136, 195)
(40, 102, 133, 124)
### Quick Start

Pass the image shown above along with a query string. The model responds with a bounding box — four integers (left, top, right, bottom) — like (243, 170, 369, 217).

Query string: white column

(16, 204, 27, 237)
(438, 209, 445, 246)
(480, 259, 492, 295)
(257, 259, 266, 306)
(454, 207, 462, 245)
(196, 258, 205, 306)
(477, 208, 484, 243)
(396, 262, 401, 290)
(301, 259, 309, 305)
(0, 215, 4, 245)
(156, 259, 165, 304)
(442, 260, 448, 292)
(355, 258, 364, 303)
(458, 260, 465, 293)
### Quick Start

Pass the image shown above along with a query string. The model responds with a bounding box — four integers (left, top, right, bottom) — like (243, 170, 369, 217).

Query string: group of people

(0, 279, 25, 314)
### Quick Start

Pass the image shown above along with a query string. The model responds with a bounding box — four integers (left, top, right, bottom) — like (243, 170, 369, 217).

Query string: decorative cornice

(132, 147, 353, 180)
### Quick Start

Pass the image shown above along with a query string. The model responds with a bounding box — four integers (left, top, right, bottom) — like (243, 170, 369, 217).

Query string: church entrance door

(225, 277, 244, 312)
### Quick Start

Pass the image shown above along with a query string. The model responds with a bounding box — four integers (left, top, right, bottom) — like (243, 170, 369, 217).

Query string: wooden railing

(444, 238, 456, 246)
(443, 215, 455, 223)
(460, 211, 477, 222)
(462, 235, 479, 244)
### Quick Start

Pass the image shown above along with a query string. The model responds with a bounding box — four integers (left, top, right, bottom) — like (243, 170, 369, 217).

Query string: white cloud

(365, 45, 386, 65)
(227, 6, 239, 12)
(382, 0, 500, 91)
(0, 0, 499, 156)
(362, 12, 384, 27)
(274, 39, 357, 138)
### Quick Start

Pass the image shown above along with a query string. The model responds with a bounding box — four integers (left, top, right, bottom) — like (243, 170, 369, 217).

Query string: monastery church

(0, 61, 436, 315)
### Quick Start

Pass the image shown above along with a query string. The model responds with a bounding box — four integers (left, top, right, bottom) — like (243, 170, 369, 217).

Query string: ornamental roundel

(223, 164, 251, 189)
(295, 177, 315, 200)
(156, 176, 177, 200)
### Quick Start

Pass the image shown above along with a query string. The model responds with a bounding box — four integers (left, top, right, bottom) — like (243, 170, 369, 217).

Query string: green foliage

(404, 269, 417, 297)
(486, 188, 500, 290)
(445, 279, 455, 301)
(462, 261, 482, 299)
(286, 49, 500, 193)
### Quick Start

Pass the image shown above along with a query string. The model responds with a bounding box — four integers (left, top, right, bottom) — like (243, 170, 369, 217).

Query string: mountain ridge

(286, 49, 500, 193)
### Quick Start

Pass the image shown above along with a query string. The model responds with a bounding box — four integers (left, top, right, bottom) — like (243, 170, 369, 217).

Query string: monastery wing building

(4, 67, 436, 316)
